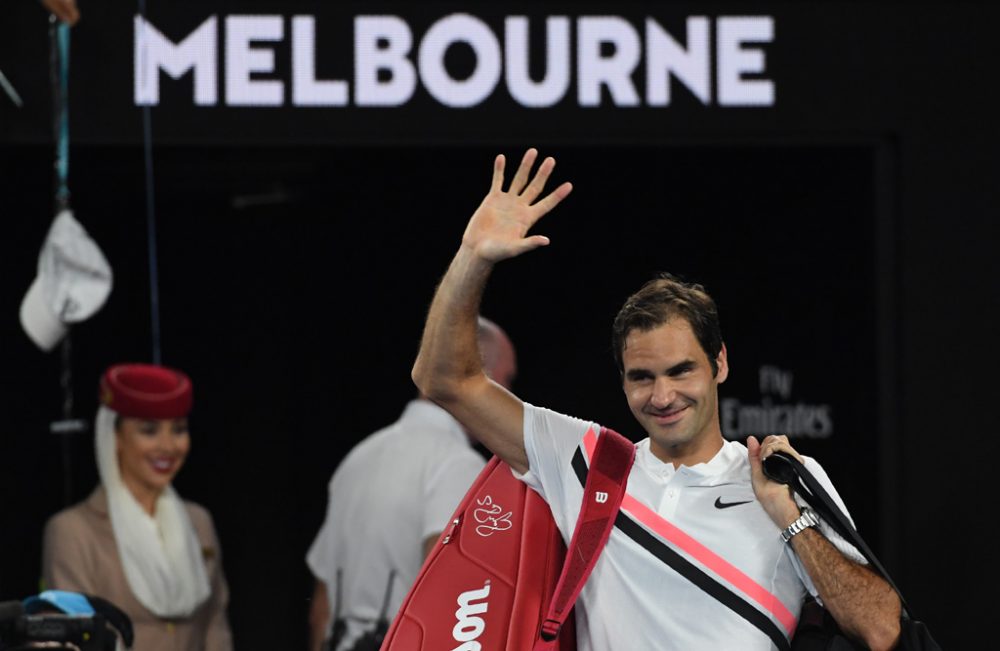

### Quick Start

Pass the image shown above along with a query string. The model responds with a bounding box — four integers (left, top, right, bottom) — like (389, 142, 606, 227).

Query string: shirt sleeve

(516, 403, 598, 529)
(800, 457, 866, 564)
(421, 447, 485, 540)
(306, 475, 338, 585)
(788, 456, 868, 597)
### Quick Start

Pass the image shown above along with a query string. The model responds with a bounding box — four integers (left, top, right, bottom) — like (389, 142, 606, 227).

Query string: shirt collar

(635, 438, 746, 482)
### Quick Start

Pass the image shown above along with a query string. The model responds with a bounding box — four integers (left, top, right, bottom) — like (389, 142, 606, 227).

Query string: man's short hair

(611, 273, 724, 376)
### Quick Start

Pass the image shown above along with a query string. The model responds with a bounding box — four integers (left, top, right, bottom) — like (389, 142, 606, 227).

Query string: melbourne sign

(134, 13, 776, 109)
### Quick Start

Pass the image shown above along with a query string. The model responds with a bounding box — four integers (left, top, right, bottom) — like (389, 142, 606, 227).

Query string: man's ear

(715, 343, 729, 384)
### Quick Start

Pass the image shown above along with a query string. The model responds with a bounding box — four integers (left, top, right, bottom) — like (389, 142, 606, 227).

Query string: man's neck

(649, 434, 725, 468)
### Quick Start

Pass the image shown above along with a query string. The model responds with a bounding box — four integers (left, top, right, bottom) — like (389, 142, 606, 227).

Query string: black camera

(0, 592, 132, 651)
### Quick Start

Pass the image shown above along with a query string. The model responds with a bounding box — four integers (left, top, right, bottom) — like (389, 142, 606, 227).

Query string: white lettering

(451, 583, 490, 651)
(578, 16, 641, 107)
(291, 16, 347, 106)
(133, 13, 776, 110)
(354, 15, 416, 106)
(134, 15, 217, 106)
(504, 16, 571, 108)
(759, 365, 793, 399)
(717, 16, 774, 106)
(419, 13, 501, 108)
(645, 16, 711, 105)
(722, 398, 834, 440)
(226, 15, 283, 106)
(452, 643, 481, 651)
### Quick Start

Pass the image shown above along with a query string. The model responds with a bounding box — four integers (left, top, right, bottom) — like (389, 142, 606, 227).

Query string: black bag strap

(373, 569, 396, 633)
(84, 594, 134, 649)
(328, 568, 346, 649)
(536, 427, 636, 645)
(330, 568, 395, 651)
(762, 452, 914, 619)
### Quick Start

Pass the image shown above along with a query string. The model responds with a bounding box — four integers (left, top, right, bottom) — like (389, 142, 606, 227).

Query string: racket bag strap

(535, 427, 635, 647)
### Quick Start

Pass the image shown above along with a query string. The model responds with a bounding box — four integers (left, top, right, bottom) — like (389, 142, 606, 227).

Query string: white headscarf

(95, 405, 211, 617)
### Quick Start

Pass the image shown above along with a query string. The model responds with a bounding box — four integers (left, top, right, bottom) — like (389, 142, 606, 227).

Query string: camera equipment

(0, 592, 133, 651)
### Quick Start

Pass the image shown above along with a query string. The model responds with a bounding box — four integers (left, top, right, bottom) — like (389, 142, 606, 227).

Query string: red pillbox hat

(100, 363, 193, 419)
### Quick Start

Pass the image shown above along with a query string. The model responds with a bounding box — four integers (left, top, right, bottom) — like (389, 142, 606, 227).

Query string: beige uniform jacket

(42, 486, 234, 651)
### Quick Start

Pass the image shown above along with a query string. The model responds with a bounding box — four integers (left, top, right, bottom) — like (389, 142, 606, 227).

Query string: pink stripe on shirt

(582, 428, 797, 635)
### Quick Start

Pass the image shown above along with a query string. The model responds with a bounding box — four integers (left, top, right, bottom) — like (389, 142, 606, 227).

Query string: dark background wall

(2, 2, 997, 649)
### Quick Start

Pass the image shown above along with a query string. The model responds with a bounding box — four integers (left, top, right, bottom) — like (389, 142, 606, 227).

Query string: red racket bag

(380, 427, 634, 651)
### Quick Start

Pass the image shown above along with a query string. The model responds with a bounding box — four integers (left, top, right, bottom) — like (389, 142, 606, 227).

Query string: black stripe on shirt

(571, 448, 791, 651)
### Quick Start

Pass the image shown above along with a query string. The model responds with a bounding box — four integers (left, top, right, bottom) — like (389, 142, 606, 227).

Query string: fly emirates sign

(134, 13, 775, 108)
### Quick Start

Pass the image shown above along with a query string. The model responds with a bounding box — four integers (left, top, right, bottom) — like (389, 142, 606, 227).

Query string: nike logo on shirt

(714, 497, 753, 509)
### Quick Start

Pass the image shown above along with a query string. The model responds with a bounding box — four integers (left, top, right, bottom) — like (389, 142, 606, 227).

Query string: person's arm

(40, 0, 79, 25)
(201, 513, 234, 651)
(747, 435, 902, 651)
(42, 515, 97, 593)
(412, 149, 572, 474)
(203, 574, 233, 649)
(308, 579, 330, 651)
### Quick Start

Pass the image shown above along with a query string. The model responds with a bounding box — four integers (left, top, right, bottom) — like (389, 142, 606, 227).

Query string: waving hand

(462, 148, 573, 263)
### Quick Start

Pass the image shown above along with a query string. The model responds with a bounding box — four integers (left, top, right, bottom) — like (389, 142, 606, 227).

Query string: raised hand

(41, 0, 80, 26)
(462, 148, 573, 263)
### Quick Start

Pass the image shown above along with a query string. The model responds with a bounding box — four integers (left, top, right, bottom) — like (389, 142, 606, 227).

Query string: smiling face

(116, 417, 190, 506)
(621, 318, 728, 467)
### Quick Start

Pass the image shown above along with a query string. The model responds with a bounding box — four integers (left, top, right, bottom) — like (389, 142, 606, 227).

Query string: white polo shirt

(519, 403, 864, 651)
(306, 400, 486, 651)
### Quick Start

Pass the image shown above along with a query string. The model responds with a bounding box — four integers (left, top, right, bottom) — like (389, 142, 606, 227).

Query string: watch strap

(780, 507, 819, 543)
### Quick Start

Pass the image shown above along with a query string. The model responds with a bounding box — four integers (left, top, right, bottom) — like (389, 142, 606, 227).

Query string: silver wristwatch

(780, 507, 819, 543)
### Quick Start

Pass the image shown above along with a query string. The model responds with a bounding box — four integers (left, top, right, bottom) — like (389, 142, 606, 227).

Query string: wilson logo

(451, 581, 491, 651)
(595, 491, 609, 504)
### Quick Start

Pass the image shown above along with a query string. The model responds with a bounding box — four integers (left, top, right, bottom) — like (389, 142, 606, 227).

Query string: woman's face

(116, 417, 190, 499)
